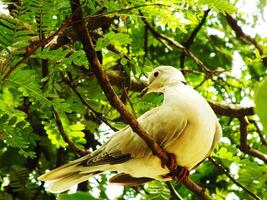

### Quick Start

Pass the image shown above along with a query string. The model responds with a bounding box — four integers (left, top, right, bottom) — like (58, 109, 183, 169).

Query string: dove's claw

(167, 153, 177, 171)
(162, 166, 189, 183)
(174, 167, 189, 183)
(160, 153, 177, 170)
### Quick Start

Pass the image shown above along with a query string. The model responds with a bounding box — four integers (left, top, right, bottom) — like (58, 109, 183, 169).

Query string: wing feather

(82, 105, 187, 166)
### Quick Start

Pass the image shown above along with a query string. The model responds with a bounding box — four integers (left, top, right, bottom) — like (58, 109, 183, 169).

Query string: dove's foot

(162, 166, 189, 182)
(160, 153, 177, 171)
(174, 166, 189, 182)
(160, 152, 189, 182)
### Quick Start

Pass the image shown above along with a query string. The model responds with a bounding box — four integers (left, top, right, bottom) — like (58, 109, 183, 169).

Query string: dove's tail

(38, 155, 106, 193)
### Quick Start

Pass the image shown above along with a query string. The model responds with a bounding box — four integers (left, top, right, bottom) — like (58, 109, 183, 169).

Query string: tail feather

(38, 164, 79, 181)
(45, 173, 96, 193)
(38, 155, 104, 193)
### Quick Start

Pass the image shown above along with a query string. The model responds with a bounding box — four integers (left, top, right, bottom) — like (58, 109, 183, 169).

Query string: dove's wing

(80, 105, 187, 167)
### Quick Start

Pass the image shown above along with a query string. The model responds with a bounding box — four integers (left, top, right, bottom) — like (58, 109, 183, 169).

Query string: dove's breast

(163, 85, 219, 169)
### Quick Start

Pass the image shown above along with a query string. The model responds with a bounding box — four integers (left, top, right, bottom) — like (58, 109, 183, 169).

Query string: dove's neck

(163, 84, 188, 105)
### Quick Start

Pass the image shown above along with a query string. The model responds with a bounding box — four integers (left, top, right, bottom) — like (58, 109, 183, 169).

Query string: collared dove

(38, 66, 222, 193)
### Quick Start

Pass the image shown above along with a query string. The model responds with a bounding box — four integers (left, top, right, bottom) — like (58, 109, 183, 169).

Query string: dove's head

(140, 66, 186, 97)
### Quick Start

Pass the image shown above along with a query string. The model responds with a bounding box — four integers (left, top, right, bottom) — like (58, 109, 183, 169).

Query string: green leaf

(254, 49, 261, 59)
(95, 31, 132, 51)
(143, 181, 171, 200)
(70, 124, 85, 131)
(7, 69, 50, 105)
(18, 149, 36, 158)
(217, 147, 227, 157)
(0, 114, 9, 123)
(2, 87, 14, 107)
(254, 77, 267, 132)
(197, 0, 236, 14)
(120, 58, 128, 65)
(0, 18, 16, 29)
(43, 120, 67, 148)
(8, 116, 17, 126)
(59, 192, 96, 200)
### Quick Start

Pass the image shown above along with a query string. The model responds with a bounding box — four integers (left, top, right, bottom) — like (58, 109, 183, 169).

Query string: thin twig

(180, 9, 210, 68)
(60, 71, 118, 131)
(209, 157, 261, 200)
(52, 107, 88, 156)
(31, 182, 44, 200)
(209, 102, 254, 117)
(166, 181, 183, 200)
(1, 18, 71, 81)
(123, 87, 137, 118)
(239, 117, 267, 164)
(249, 119, 267, 146)
(225, 14, 267, 67)
(139, 11, 211, 73)
(88, 3, 171, 18)
(144, 24, 149, 57)
(194, 76, 210, 89)
(182, 177, 211, 199)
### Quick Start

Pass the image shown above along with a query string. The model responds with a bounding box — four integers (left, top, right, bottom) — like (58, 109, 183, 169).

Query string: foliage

(59, 192, 96, 200)
(0, 0, 266, 199)
(255, 77, 267, 132)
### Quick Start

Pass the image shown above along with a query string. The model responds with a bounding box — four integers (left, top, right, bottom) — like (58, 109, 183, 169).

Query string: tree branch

(140, 11, 211, 73)
(70, 1, 211, 199)
(208, 102, 254, 117)
(166, 181, 183, 200)
(52, 107, 88, 156)
(249, 119, 267, 146)
(60, 71, 118, 131)
(239, 117, 267, 164)
(180, 9, 210, 68)
(1, 18, 70, 82)
(47, 16, 113, 50)
(225, 14, 267, 67)
(209, 157, 261, 200)
(182, 177, 211, 199)
(106, 69, 148, 92)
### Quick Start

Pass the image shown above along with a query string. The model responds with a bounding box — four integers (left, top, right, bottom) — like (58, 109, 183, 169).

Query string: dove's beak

(139, 87, 149, 98)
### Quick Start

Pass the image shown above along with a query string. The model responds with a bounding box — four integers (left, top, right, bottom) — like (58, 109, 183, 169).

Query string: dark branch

(166, 181, 183, 200)
(48, 16, 113, 50)
(88, 3, 171, 18)
(225, 14, 267, 67)
(140, 11, 211, 73)
(60, 71, 118, 131)
(239, 117, 267, 164)
(144, 24, 149, 57)
(180, 9, 210, 68)
(209, 157, 261, 200)
(1, 18, 70, 81)
(249, 119, 267, 146)
(209, 102, 254, 117)
(182, 177, 211, 199)
(53, 107, 88, 156)
(106, 70, 148, 92)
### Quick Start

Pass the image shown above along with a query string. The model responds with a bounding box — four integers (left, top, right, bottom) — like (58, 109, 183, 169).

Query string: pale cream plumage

(38, 66, 222, 193)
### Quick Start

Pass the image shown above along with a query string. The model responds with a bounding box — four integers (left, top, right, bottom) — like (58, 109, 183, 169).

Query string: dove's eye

(154, 71, 159, 77)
